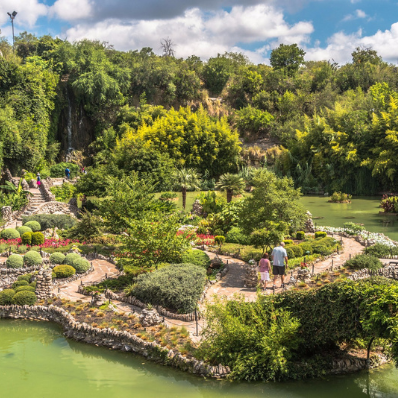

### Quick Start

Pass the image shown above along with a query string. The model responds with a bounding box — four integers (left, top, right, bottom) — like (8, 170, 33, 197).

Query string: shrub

(283, 239, 293, 245)
(296, 231, 305, 240)
(24, 251, 43, 266)
(299, 243, 313, 255)
(314, 231, 327, 239)
(24, 221, 41, 232)
(50, 252, 66, 264)
(367, 244, 398, 258)
(225, 227, 250, 245)
(12, 280, 29, 288)
(71, 258, 90, 274)
(17, 274, 32, 282)
(12, 291, 37, 306)
(22, 214, 77, 230)
(181, 250, 211, 268)
(31, 232, 45, 246)
(1, 228, 20, 240)
(64, 253, 81, 265)
(132, 264, 206, 313)
(312, 244, 331, 256)
(15, 285, 36, 293)
(0, 289, 16, 305)
(214, 236, 226, 246)
(50, 162, 79, 178)
(53, 265, 76, 278)
(16, 226, 32, 236)
(17, 245, 29, 254)
(21, 232, 33, 245)
(6, 254, 24, 269)
(345, 254, 383, 271)
(285, 247, 295, 259)
(290, 245, 303, 258)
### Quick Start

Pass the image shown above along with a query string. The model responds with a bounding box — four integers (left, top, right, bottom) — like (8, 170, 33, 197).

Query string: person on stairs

(36, 172, 41, 187)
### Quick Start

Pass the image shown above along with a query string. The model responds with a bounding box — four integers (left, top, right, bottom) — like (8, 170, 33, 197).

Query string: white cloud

(50, 0, 93, 21)
(350, 0, 361, 3)
(356, 9, 367, 18)
(343, 8, 367, 22)
(0, 0, 47, 27)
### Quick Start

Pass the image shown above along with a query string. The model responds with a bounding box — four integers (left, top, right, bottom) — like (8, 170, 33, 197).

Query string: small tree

(250, 224, 286, 253)
(216, 173, 245, 203)
(173, 168, 202, 210)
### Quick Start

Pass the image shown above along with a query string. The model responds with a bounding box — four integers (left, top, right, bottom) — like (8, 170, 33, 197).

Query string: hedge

(24, 221, 41, 232)
(12, 291, 37, 306)
(6, 254, 24, 269)
(12, 280, 29, 289)
(132, 264, 207, 313)
(53, 265, 76, 278)
(21, 232, 33, 245)
(64, 253, 81, 265)
(15, 285, 36, 293)
(31, 232, 45, 246)
(72, 258, 90, 274)
(181, 250, 211, 268)
(16, 226, 32, 236)
(17, 274, 32, 282)
(50, 252, 66, 264)
(0, 289, 16, 305)
(296, 231, 305, 240)
(314, 231, 327, 239)
(1, 228, 20, 240)
(24, 251, 43, 266)
(22, 214, 77, 230)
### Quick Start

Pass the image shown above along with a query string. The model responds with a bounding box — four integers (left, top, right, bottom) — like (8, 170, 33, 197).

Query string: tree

(216, 173, 245, 202)
(270, 44, 306, 76)
(160, 38, 175, 58)
(173, 168, 202, 210)
(250, 224, 286, 253)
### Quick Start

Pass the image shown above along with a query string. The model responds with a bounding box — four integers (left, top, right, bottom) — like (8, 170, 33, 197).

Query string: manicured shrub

(181, 250, 211, 268)
(15, 285, 36, 293)
(21, 232, 33, 245)
(132, 264, 206, 313)
(299, 243, 313, 255)
(17, 274, 32, 282)
(53, 265, 76, 278)
(296, 231, 305, 240)
(22, 214, 77, 230)
(345, 254, 383, 271)
(16, 226, 32, 236)
(6, 254, 24, 269)
(31, 232, 45, 246)
(12, 291, 37, 306)
(214, 236, 226, 246)
(311, 244, 331, 256)
(24, 251, 43, 266)
(24, 221, 41, 232)
(30, 281, 36, 289)
(50, 252, 66, 264)
(290, 245, 303, 258)
(283, 239, 293, 245)
(64, 253, 81, 265)
(314, 231, 327, 239)
(12, 280, 29, 289)
(0, 289, 16, 305)
(285, 247, 295, 259)
(71, 258, 90, 274)
(17, 245, 29, 254)
(225, 227, 250, 245)
(1, 228, 20, 240)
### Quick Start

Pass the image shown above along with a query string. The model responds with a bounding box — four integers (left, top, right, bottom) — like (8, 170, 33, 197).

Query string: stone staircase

(16, 187, 47, 221)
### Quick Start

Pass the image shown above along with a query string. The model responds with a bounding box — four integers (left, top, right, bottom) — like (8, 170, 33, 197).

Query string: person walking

(36, 172, 41, 187)
(271, 242, 288, 289)
(258, 253, 271, 291)
(65, 167, 70, 180)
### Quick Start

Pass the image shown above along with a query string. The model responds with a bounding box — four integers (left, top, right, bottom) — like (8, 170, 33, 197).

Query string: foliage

(196, 191, 226, 214)
(225, 227, 250, 245)
(21, 232, 33, 245)
(270, 44, 306, 76)
(50, 252, 66, 264)
(83, 274, 137, 293)
(16, 226, 32, 236)
(343, 222, 366, 235)
(214, 236, 226, 246)
(12, 291, 37, 306)
(329, 192, 352, 202)
(15, 285, 35, 293)
(345, 254, 383, 271)
(314, 231, 327, 238)
(0, 181, 31, 211)
(64, 253, 81, 265)
(131, 264, 206, 313)
(0, 289, 16, 305)
(1, 228, 20, 240)
(173, 168, 202, 209)
(380, 195, 398, 213)
(50, 162, 79, 178)
(31, 232, 45, 246)
(296, 231, 305, 240)
(24, 221, 41, 232)
(6, 254, 24, 269)
(66, 210, 104, 241)
(12, 280, 29, 288)
(216, 173, 245, 202)
(181, 250, 211, 268)
(53, 264, 76, 278)
(71, 258, 90, 274)
(50, 182, 77, 202)
(24, 251, 43, 266)
(367, 243, 398, 258)
(22, 214, 77, 230)
(235, 105, 274, 139)
(250, 226, 285, 253)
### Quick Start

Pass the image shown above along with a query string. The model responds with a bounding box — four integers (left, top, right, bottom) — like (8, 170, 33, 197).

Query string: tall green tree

(270, 44, 306, 77)
(173, 168, 202, 210)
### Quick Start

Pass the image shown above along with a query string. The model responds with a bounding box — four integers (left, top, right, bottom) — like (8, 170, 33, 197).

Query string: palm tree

(216, 173, 245, 202)
(173, 168, 202, 210)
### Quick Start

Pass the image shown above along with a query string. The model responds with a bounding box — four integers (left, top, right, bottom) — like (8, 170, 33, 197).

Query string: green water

(300, 196, 398, 241)
(1, 319, 398, 398)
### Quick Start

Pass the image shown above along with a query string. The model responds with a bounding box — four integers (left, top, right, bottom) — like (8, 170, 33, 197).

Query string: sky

(1, 0, 398, 65)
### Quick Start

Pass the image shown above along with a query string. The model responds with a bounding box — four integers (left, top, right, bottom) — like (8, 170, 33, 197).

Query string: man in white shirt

(271, 242, 288, 288)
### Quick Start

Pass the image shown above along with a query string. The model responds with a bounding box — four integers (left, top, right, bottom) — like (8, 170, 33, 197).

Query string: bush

(24, 251, 43, 266)
(181, 250, 211, 268)
(367, 244, 398, 258)
(290, 245, 303, 258)
(1, 228, 20, 240)
(17, 274, 32, 282)
(22, 214, 77, 230)
(299, 243, 313, 255)
(296, 231, 305, 240)
(214, 236, 226, 246)
(6, 254, 24, 268)
(0, 289, 16, 305)
(132, 264, 206, 313)
(53, 265, 76, 278)
(285, 247, 295, 259)
(31, 232, 45, 246)
(345, 254, 383, 271)
(12, 291, 37, 306)
(21, 232, 33, 245)
(71, 258, 90, 274)
(16, 226, 32, 236)
(50, 162, 79, 178)
(312, 244, 331, 256)
(225, 227, 250, 245)
(283, 239, 293, 245)
(12, 280, 29, 288)
(15, 285, 36, 293)
(314, 231, 327, 239)
(50, 252, 66, 264)
(17, 245, 29, 254)
(64, 253, 81, 265)
(24, 221, 41, 232)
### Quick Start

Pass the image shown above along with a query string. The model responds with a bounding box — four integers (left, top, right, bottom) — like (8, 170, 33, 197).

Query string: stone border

(52, 264, 95, 287)
(0, 304, 229, 378)
(348, 265, 398, 281)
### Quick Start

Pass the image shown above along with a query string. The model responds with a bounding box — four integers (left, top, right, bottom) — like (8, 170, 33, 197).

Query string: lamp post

(7, 11, 17, 52)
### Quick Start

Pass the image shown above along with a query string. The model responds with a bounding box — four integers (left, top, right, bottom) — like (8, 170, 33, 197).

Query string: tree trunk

(227, 189, 233, 203)
(182, 187, 187, 210)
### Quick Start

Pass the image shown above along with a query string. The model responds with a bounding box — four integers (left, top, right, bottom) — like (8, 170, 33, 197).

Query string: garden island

(1, 23, 398, 398)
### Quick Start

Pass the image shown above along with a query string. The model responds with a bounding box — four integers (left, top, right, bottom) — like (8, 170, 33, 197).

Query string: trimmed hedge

(315, 231, 327, 239)
(16, 226, 32, 236)
(299, 243, 313, 255)
(17, 274, 32, 282)
(64, 253, 81, 265)
(22, 214, 77, 230)
(6, 254, 24, 269)
(296, 231, 305, 240)
(31, 232, 45, 246)
(1, 228, 20, 240)
(0, 289, 16, 305)
(72, 258, 90, 274)
(12, 291, 37, 306)
(132, 264, 207, 313)
(53, 264, 76, 278)
(24, 251, 43, 266)
(50, 252, 66, 264)
(12, 280, 29, 289)
(15, 285, 36, 293)
(21, 232, 33, 245)
(290, 245, 303, 258)
(24, 221, 41, 232)
(283, 240, 293, 245)
(181, 250, 211, 268)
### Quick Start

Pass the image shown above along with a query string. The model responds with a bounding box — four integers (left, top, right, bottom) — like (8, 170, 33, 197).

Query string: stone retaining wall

(0, 305, 229, 378)
(33, 201, 79, 218)
(348, 265, 398, 281)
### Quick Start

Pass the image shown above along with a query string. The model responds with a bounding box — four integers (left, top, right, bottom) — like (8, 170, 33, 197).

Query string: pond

(1, 319, 398, 398)
(300, 196, 398, 241)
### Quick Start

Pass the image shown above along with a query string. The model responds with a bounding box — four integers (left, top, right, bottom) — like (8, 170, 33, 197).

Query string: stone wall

(0, 265, 43, 288)
(35, 268, 53, 300)
(33, 201, 79, 217)
(39, 180, 56, 202)
(348, 265, 398, 281)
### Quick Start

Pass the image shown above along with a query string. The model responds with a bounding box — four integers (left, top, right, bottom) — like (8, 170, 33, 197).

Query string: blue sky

(1, 0, 398, 64)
